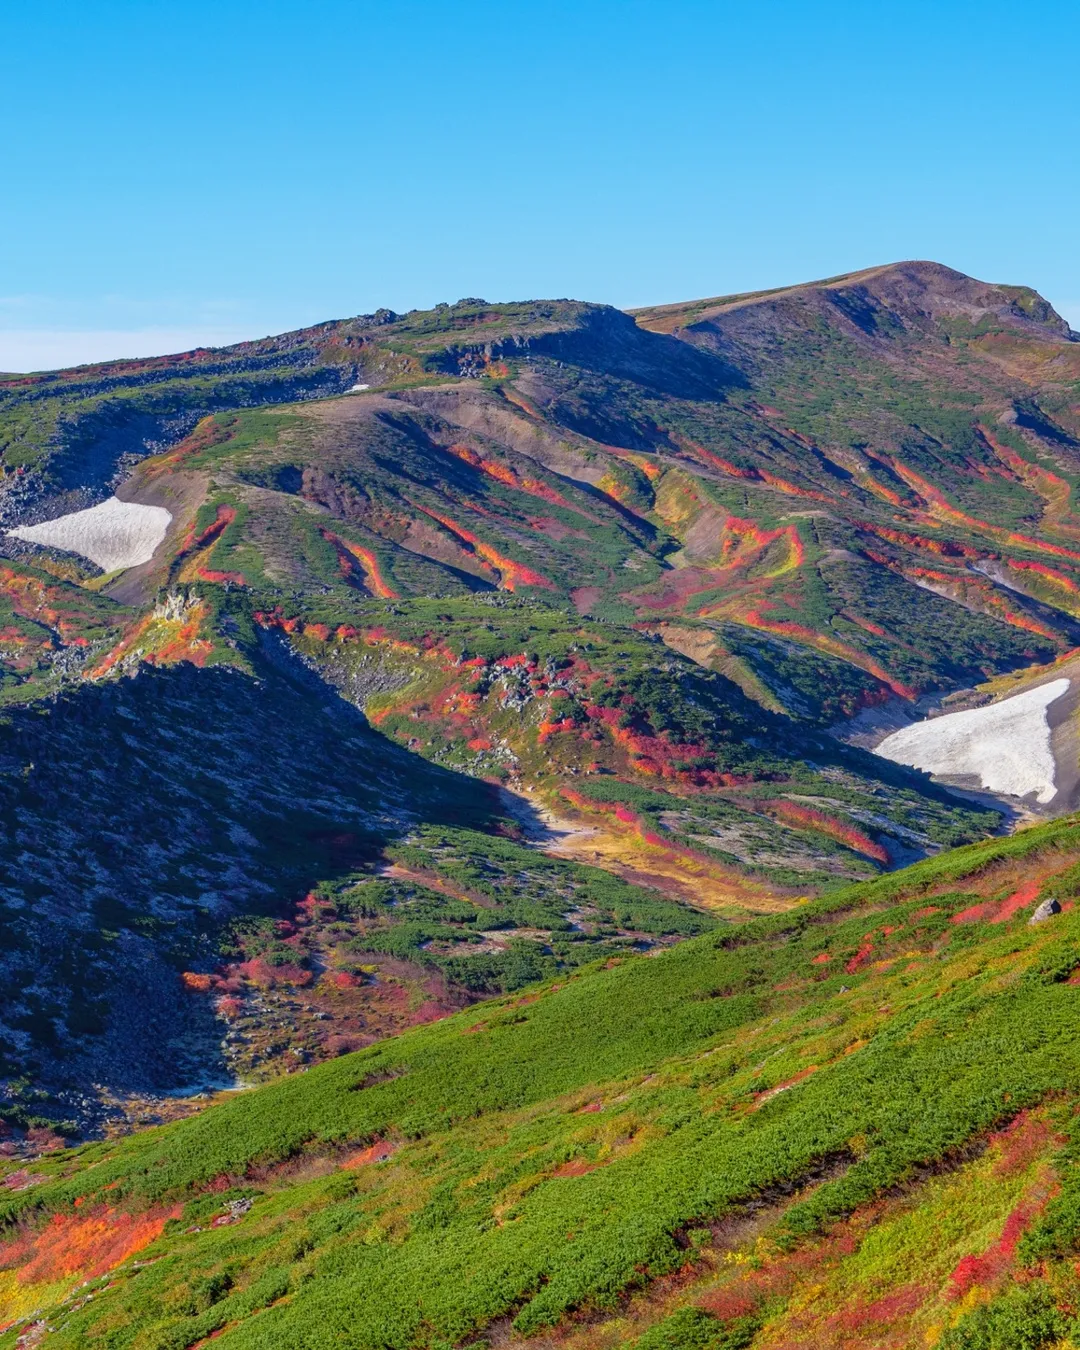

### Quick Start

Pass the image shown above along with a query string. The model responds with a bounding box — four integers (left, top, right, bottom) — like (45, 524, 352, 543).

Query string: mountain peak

(631, 259, 1072, 342)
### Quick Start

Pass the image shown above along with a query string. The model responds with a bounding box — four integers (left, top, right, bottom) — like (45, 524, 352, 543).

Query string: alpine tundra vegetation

(4, 262, 1080, 1345)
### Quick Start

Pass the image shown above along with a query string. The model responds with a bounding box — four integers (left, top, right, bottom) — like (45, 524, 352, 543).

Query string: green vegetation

(5, 262, 1080, 1343)
(3, 817, 1080, 1345)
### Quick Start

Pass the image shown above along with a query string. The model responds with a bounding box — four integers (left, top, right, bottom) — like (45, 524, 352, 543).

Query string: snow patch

(874, 678, 1070, 804)
(8, 497, 172, 572)
(347, 383, 371, 393)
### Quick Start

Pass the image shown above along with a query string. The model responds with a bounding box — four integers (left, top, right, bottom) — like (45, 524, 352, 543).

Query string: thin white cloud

(0, 328, 255, 373)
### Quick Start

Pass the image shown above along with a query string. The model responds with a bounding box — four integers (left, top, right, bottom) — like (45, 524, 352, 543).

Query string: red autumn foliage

(845, 939, 875, 974)
(550, 1159, 603, 1177)
(537, 717, 576, 743)
(326, 971, 361, 990)
(235, 958, 313, 989)
(414, 504, 553, 590)
(737, 610, 915, 699)
(677, 437, 831, 501)
(754, 1064, 818, 1106)
(1009, 558, 1080, 593)
(952, 880, 1041, 926)
(0, 1202, 181, 1286)
(991, 879, 1043, 924)
(196, 568, 246, 585)
(444, 443, 582, 515)
(989, 1110, 1059, 1177)
(184, 504, 236, 552)
(832, 1283, 930, 1330)
(321, 530, 400, 599)
(948, 1197, 1044, 1296)
(342, 1141, 397, 1169)
(763, 800, 889, 864)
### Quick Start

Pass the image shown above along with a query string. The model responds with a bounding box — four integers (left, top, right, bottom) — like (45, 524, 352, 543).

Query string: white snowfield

(7, 497, 172, 572)
(874, 678, 1070, 804)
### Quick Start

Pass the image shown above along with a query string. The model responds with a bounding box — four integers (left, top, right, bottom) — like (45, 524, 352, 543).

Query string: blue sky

(3, 0, 1079, 369)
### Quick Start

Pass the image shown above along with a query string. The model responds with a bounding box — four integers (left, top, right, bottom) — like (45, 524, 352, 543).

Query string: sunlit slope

(4, 816, 1080, 1345)
(6, 263, 1080, 1144)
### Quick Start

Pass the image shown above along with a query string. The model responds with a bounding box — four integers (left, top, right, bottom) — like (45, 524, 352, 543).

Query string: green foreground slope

(6, 817, 1080, 1346)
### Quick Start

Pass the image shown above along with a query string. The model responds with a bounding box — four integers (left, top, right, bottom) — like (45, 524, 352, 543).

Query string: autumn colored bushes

(6, 818, 1080, 1344)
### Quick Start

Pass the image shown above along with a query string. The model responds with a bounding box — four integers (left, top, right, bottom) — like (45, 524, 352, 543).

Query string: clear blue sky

(3, 0, 1079, 369)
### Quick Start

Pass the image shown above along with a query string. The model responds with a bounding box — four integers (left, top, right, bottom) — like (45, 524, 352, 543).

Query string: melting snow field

(874, 678, 1070, 804)
(8, 497, 171, 572)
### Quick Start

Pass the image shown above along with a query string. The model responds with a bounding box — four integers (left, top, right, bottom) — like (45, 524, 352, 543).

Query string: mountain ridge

(631, 259, 1076, 340)
(3, 259, 1080, 1344)
(2, 258, 1080, 1133)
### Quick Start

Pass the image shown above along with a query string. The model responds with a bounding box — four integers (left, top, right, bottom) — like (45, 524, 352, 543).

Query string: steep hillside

(3, 817, 1080, 1346)
(3, 261, 1080, 1340)
(5, 263, 1080, 1134)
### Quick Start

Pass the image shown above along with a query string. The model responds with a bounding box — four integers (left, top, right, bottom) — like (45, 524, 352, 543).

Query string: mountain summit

(2, 263, 1080, 1344)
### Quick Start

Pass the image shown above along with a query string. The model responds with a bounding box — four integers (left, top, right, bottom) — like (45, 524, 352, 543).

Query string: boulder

(1029, 897, 1062, 925)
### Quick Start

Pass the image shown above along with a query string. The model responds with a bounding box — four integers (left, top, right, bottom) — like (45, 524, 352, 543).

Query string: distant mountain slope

(4, 263, 1080, 1130)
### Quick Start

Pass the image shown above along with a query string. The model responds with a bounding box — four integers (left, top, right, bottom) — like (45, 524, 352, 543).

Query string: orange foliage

(595, 471, 636, 507)
(144, 414, 233, 475)
(675, 436, 832, 502)
(322, 530, 399, 599)
(980, 425, 1073, 515)
(754, 1064, 819, 1106)
(859, 475, 904, 506)
(0, 567, 105, 645)
(762, 800, 889, 863)
(634, 517, 803, 613)
(342, 1141, 397, 1169)
(550, 1159, 603, 1177)
(1008, 558, 1080, 594)
(196, 568, 246, 586)
(0, 1202, 181, 1287)
(845, 613, 889, 639)
(444, 443, 580, 514)
(617, 451, 663, 481)
(91, 603, 215, 679)
(733, 608, 915, 699)
(183, 504, 236, 553)
(537, 717, 576, 744)
(500, 386, 541, 419)
(859, 522, 980, 559)
(891, 457, 1080, 562)
(909, 567, 1061, 641)
(415, 505, 553, 590)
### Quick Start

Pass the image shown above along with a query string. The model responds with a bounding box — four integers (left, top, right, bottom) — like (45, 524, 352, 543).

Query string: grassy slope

(6, 817, 1080, 1345)
(6, 271, 1080, 1342)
